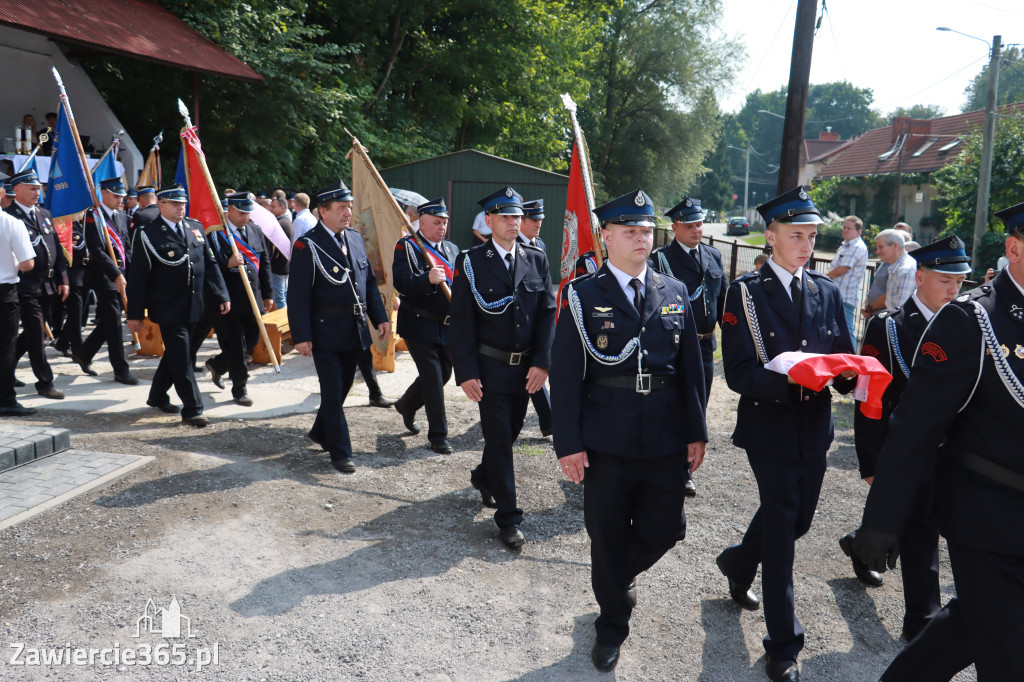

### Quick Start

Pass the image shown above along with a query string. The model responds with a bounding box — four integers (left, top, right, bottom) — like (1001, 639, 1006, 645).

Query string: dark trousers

(585, 451, 687, 645)
(0, 284, 19, 406)
(80, 289, 129, 376)
(529, 385, 552, 434)
(208, 313, 258, 397)
(55, 285, 84, 354)
(149, 323, 203, 418)
(15, 291, 54, 388)
(357, 346, 383, 399)
(309, 347, 359, 463)
(396, 339, 453, 443)
(49, 288, 65, 336)
(698, 335, 714, 400)
(881, 540, 1024, 681)
(899, 506, 942, 637)
(190, 313, 216, 366)
(471, 390, 529, 528)
(717, 451, 828, 660)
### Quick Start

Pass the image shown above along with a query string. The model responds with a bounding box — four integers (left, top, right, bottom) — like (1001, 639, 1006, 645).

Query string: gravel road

(0, 351, 976, 681)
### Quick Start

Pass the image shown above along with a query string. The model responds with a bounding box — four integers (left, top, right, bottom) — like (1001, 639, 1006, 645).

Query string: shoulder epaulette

(465, 242, 489, 255)
(523, 242, 545, 252)
(954, 284, 993, 306)
(734, 270, 759, 282)
(804, 268, 829, 279)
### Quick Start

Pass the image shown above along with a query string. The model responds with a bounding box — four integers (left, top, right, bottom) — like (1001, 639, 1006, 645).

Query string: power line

(742, 0, 798, 93)
(963, 0, 1024, 19)
(874, 57, 986, 110)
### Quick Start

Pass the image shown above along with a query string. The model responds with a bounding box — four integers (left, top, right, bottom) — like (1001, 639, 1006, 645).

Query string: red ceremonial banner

(179, 126, 223, 232)
(558, 143, 597, 301)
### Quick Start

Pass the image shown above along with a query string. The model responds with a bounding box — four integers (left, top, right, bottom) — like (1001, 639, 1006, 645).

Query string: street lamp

(938, 27, 1001, 271)
(728, 143, 752, 218)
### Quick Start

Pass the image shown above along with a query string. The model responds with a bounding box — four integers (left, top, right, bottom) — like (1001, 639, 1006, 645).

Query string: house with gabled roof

(811, 102, 1024, 240)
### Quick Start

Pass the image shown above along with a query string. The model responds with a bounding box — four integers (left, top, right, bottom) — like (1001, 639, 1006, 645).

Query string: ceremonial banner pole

(177, 99, 280, 372)
(15, 129, 51, 173)
(560, 94, 603, 267)
(51, 68, 141, 350)
(344, 128, 451, 301)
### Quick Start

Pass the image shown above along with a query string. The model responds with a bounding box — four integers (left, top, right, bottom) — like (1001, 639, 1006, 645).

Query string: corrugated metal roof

(814, 102, 1024, 180)
(0, 0, 262, 82)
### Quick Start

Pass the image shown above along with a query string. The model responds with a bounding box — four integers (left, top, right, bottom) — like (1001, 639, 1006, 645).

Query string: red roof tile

(814, 102, 1024, 180)
(803, 138, 847, 163)
(0, 0, 262, 82)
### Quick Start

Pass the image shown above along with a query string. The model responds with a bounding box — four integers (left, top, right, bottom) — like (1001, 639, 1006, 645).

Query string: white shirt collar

(295, 208, 311, 218)
(492, 239, 516, 262)
(14, 201, 35, 215)
(605, 260, 648, 299)
(766, 256, 803, 299)
(1007, 267, 1024, 299)
(162, 216, 180, 231)
(675, 238, 698, 256)
(910, 291, 935, 321)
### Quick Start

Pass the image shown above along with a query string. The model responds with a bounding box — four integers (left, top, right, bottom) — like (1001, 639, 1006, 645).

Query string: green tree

(963, 46, 1024, 113)
(579, 0, 741, 202)
(932, 113, 1024, 274)
(887, 104, 945, 121)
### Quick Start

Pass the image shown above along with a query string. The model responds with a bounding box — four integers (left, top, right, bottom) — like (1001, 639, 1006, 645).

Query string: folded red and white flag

(765, 352, 892, 419)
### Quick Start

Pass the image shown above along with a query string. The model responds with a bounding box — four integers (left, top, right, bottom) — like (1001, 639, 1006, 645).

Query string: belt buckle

(508, 351, 523, 366)
(442, 315, 450, 326)
(47, 269, 54, 278)
(635, 373, 652, 395)
(354, 302, 366, 317)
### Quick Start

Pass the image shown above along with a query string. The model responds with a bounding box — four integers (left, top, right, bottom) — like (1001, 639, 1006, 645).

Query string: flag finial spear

(177, 98, 193, 129)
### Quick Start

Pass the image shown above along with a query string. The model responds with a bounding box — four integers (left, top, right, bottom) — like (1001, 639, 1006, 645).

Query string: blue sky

(717, 0, 1023, 115)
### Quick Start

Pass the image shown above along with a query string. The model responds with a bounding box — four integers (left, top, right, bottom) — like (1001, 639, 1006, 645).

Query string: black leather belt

(697, 332, 714, 340)
(590, 375, 674, 392)
(402, 301, 450, 325)
(314, 303, 366, 316)
(479, 344, 530, 366)
(947, 446, 1024, 492)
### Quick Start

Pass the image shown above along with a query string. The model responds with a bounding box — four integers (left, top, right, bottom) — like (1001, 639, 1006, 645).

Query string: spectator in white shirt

(291, 193, 317, 241)
(876, 228, 916, 309)
(0, 185, 36, 416)
(826, 215, 868, 343)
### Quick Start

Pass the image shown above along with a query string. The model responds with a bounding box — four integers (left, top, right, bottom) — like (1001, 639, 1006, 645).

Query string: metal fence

(702, 235, 879, 343)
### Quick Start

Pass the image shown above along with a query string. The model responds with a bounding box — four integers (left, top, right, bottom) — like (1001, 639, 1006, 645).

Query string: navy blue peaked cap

(316, 180, 353, 204)
(227, 191, 255, 212)
(910, 235, 971, 274)
(156, 184, 187, 202)
(995, 201, 1024, 235)
(594, 188, 656, 227)
(522, 199, 545, 220)
(756, 186, 823, 225)
(665, 197, 703, 223)
(478, 186, 524, 215)
(417, 197, 449, 218)
(99, 178, 127, 196)
(10, 169, 41, 187)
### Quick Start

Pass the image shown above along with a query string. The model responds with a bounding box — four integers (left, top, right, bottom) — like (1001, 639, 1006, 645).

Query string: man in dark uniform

(6, 169, 67, 399)
(551, 188, 708, 672)
(129, 186, 159, 236)
(127, 185, 230, 426)
(288, 180, 390, 474)
(52, 190, 91, 360)
(850, 204, 1024, 681)
(203, 192, 273, 406)
(651, 197, 725, 497)
(715, 186, 855, 682)
(517, 199, 553, 437)
(392, 198, 458, 454)
(74, 178, 137, 384)
(838, 237, 970, 637)
(124, 188, 139, 218)
(450, 186, 556, 549)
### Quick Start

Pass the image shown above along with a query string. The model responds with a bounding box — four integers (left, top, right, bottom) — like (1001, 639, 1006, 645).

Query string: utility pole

(972, 35, 1001, 272)
(777, 0, 818, 194)
(744, 142, 750, 219)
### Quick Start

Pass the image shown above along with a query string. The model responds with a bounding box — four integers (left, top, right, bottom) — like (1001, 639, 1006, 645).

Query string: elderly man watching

(875, 228, 916, 309)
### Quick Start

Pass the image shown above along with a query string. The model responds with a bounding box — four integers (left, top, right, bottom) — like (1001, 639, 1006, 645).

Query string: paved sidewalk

(0, 450, 153, 530)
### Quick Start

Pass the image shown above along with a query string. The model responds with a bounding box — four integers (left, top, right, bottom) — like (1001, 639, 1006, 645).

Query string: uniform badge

(454, 268, 460, 278)
(1015, 344, 1024, 360)
(1011, 304, 1024, 322)
(684, 199, 692, 208)
(505, 187, 514, 198)
(1001, 344, 1010, 357)
(602, 321, 615, 330)
(592, 306, 613, 318)
(518, 245, 525, 258)
(168, 250, 175, 257)
(559, 297, 568, 310)
(486, 249, 494, 259)
(861, 344, 880, 357)
(596, 334, 609, 350)
(798, 188, 808, 200)
(634, 191, 645, 207)
(396, 242, 404, 251)
(722, 312, 738, 326)
(294, 240, 305, 250)
(920, 342, 947, 362)
(956, 294, 969, 303)
(676, 295, 682, 302)
(660, 303, 684, 315)
(333, 266, 340, 273)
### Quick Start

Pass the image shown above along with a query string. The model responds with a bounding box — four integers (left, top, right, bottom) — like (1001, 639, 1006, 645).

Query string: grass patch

(742, 234, 766, 246)
(516, 443, 547, 457)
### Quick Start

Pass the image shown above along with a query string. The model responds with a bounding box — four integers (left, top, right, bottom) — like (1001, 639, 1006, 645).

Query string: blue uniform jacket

(126, 216, 229, 326)
(6, 204, 67, 297)
(287, 223, 388, 352)
(84, 208, 131, 292)
(209, 220, 274, 316)
(864, 271, 1024, 555)
(450, 239, 556, 394)
(721, 263, 855, 459)
(651, 240, 726, 342)
(550, 264, 708, 459)
(392, 235, 458, 346)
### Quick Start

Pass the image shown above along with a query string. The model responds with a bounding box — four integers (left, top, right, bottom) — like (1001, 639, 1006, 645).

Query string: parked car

(726, 217, 750, 236)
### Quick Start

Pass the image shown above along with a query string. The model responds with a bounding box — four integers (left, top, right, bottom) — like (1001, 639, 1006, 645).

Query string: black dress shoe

(13, 379, 25, 388)
(114, 373, 139, 386)
(233, 393, 254, 406)
(395, 403, 421, 434)
(181, 414, 209, 427)
(147, 399, 180, 414)
(0, 403, 36, 416)
(540, 425, 553, 437)
(626, 578, 637, 608)
(839, 534, 884, 587)
(430, 439, 453, 454)
(53, 342, 72, 358)
(37, 385, 65, 400)
(591, 643, 620, 672)
(716, 552, 760, 610)
(766, 657, 799, 682)
(307, 429, 327, 450)
(685, 478, 697, 497)
(71, 353, 98, 377)
(332, 458, 356, 474)
(205, 358, 225, 389)
(368, 394, 396, 408)
(499, 524, 526, 550)
(471, 479, 497, 508)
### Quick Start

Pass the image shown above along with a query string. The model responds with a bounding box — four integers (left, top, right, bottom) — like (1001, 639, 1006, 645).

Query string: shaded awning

(0, 0, 262, 82)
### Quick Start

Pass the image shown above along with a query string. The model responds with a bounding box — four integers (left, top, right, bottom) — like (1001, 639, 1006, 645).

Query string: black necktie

(239, 224, 247, 242)
(689, 247, 700, 267)
(505, 252, 514, 278)
(790, 276, 802, 312)
(176, 222, 185, 240)
(629, 278, 644, 316)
